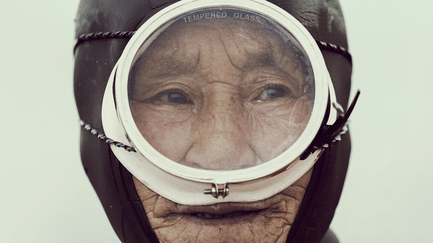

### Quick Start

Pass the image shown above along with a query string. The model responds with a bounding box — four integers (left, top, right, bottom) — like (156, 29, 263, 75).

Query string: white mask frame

(101, 0, 346, 205)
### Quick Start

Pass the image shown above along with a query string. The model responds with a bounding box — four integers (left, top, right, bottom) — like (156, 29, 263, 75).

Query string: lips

(170, 205, 269, 228)
(167, 200, 276, 223)
(193, 211, 253, 219)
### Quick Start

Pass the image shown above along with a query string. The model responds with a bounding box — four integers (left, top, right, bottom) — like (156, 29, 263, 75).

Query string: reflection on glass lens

(128, 7, 314, 170)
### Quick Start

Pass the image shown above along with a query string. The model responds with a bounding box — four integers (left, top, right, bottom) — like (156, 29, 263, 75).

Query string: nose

(183, 92, 257, 170)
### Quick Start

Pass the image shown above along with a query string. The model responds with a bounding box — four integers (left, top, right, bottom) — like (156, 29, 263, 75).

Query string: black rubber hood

(73, 0, 352, 242)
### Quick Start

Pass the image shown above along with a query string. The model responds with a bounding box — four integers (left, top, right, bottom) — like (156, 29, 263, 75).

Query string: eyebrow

(143, 49, 201, 76)
(237, 51, 277, 71)
(138, 52, 282, 88)
(131, 34, 303, 86)
(240, 46, 302, 76)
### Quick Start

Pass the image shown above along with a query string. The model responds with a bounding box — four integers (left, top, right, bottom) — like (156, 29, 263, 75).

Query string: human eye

(146, 89, 193, 105)
(253, 84, 293, 102)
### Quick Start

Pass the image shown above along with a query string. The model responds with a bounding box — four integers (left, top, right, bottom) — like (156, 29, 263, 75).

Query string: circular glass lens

(128, 6, 315, 171)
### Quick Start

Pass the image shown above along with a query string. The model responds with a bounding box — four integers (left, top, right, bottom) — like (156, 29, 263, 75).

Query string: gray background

(1, 0, 432, 242)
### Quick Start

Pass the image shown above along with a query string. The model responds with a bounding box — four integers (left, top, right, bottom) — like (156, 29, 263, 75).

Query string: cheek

(130, 94, 313, 165)
(130, 101, 195, 163)
(247, 96, 313, 161)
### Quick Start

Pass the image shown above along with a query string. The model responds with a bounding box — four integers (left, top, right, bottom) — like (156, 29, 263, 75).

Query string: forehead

(132, 17, 305, 78)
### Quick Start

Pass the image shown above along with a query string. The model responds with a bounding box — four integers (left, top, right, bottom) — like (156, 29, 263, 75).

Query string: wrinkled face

(130, 18, 313, 170)
(134, 169, 311, 242)
(130, 18, 313, 242)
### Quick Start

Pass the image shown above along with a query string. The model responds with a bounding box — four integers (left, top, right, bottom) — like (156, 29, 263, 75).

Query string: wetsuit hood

(74, 1, 352, 242)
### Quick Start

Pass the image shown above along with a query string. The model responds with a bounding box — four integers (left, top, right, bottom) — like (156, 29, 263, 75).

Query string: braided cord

(316, 40, 352, 64)
(76, 30, 354, 154)
(79, 120, 136, 152)
(78, 31, 136, 41)
(74, 31, 136, 51)
(79, 119, 348, 155)
(75, 31, 352, 64)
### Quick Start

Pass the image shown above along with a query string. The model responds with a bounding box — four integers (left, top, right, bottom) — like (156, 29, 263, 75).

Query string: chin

(133, 168, 312, 243)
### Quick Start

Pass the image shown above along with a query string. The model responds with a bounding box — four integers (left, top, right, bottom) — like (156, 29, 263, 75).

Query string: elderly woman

(74, 0, 354, 242)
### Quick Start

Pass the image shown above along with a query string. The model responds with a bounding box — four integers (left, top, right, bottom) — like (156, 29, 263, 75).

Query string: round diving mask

(101, 0, 349, 205)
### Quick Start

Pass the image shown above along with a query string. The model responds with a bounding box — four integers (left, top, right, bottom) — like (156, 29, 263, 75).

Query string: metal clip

(203, 184, 229, 198)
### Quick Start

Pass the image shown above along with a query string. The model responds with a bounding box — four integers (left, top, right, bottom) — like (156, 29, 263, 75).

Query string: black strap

(300, 90, 360, 160)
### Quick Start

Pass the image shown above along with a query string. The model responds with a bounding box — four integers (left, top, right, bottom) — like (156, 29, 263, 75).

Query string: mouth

(149, 199, 295, 242)
(190, 210, 262, 219)
(132, 174, 311, 243)
(168, 201, 274, 224)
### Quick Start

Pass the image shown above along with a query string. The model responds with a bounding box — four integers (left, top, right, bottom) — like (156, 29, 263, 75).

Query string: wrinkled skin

(74, 0, 351, 242)
(130, 18, 314, 242)
(134, 169, 312, 243)
(130, 19, 313, 170)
